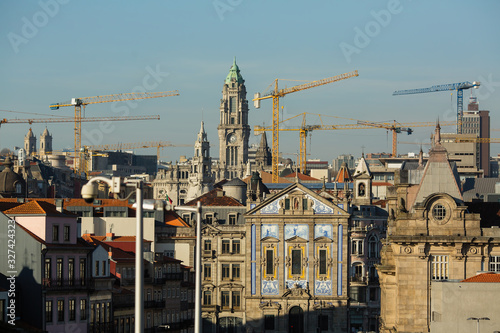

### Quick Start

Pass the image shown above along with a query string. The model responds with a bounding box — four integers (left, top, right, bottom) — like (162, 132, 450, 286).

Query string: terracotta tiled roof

(184, 188, 243, 207)
(3, 200, 76, 216)
(165, 211, 190, 227)
(0, 201, 23, 212)
(461, 273, 500, 283)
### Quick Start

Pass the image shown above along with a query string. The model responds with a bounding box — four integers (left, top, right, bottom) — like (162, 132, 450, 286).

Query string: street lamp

(81, 176, 144, 333)
(468, 317, 490, 333)
(174, 202, 202, 333)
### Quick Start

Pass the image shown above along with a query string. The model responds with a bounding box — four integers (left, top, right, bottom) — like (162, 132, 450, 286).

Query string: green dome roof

(225, 57, 244, 85)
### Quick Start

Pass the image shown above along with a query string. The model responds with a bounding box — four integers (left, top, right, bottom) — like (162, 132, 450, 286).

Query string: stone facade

(377, 124, 500, 333)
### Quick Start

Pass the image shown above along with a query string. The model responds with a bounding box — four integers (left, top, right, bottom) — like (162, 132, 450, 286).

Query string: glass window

(431, 255, 449, 280)
(102, 261, 106, 276)
(52, 225, 59, 242)
(64, 226, 70, 241)
(368, 235, 379, 258)
(80, 258, 86, 285)
(205, 214, 213, 224)
(204, 240, 212, 251)
(57, 300, 64, 322)
(232, 264, 240, 280)
(291, 249, 302, 275)
(80, 299, 87, 320)
(266, 249, 274, 277)
(222, 240, 231, 254)
(432, 204, 446, 220)
(228, 215, 237, 225)
(232, 291, 240, 309)
(69, 299, 75, 321)
(222, 264, 230, 280)
(319, 249, 327, 275)
(44, 258, 51, 280)
(351, 239, 364, 255)
(182, 213, 191, 223)
(490, 256, 500, 272)
(45, 300, 53, 323)
(56, 258, 63, 285)
(232, 240, 240, 254)
(204, 264, 211, 280)
(95, 261, 99, 276)
(221, 291, 230, 309)
(68, 258, 74, 285)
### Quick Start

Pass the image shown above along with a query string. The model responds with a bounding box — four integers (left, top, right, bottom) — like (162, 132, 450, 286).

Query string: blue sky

(1, 0, 499, 163)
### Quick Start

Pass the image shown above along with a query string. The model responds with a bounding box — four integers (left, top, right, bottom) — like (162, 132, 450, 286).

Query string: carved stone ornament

(259, 300, 281, 310)
(404, 246, 412, 254)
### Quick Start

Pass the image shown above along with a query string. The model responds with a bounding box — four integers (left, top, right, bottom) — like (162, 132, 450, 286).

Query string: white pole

(135, 181, 144, 333)
(195, 200, 202, 333)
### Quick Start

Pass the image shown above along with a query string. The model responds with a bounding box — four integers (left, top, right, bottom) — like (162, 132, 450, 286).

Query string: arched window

(368, 235, 379, 258)
(358, 183, 366, 197)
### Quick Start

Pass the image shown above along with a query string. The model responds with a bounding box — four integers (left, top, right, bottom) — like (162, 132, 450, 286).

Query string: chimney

(106, 232, 114, 241)
(55, 198, 63, 212)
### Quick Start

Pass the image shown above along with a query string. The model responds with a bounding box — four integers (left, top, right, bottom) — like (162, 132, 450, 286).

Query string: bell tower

(218, 57, 250, 179)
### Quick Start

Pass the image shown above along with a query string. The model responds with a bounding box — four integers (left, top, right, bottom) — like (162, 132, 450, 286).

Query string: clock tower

(218, 57, 250, 179)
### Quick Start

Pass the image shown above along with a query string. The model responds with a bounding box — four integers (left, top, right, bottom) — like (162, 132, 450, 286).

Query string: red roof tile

(461, 273, 500, 283)
(283, 172, 320, 181)
(184, 189, 244, 207)
(3, 200, 75, 216)
(165, 210, 190, 227)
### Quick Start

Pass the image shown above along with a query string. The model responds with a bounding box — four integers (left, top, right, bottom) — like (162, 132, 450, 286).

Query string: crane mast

(253, 70, 358, 182)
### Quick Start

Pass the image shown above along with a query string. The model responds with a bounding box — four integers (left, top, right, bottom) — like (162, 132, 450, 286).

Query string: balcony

(42, 278, 91, 291)
(202, 250, 215, 258)
(350, 275, 367, 284)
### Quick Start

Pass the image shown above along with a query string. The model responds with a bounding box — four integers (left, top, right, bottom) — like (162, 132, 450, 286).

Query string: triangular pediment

(261, 236, 280, 242)
(314, 236, 333, 243)
(286, 235, 308, 242)
(245, 183, 349, 216)
(201, 224, 221, 235)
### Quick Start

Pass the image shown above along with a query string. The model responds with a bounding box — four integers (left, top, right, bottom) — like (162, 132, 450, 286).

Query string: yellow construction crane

(50, 90, 179, 172)
(0, 115, 160, 127)
(253, 71, 359, 182)
(256, 114, 456, 171)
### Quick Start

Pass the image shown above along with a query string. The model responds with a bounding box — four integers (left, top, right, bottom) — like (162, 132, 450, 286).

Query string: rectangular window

(182, 213, 191, 223)
(232, 264, 240, 280)
(56, 258, 63, 285)
(369, 287, 378, 302)
(222, 240, 231, 254)
(221, 291, 230, 309)
(95, 261, 99, 276)
(291, 249, 302, 275)
(95, 303, 100, 323)
(350, 286, 366, 303)
(68, 258, 74, 285)
(44, 258, 51, 280)
(45, 300, 53, 323)
(285, 199, 290, 210)
(228, 215, 236, 225)
(205, 214, 213, 224)
(303, 198, 308, 210)
(52, 225, 59, 242)
(232, 240, 240, 254)
(203, 291, 211, 305)
(431, 255, 449, 280)
(266, 249, 274, 277)
(229, 97, 237, 113)
(64, 225, 70, 241)
(319, 249, 327, 275)
(57, 300, 64, 322)
(69, 299, 75, 321)
(351, 239, 363, 255)
(264, 315, 275, 330)
(80, 258, 86, 285)
(222, 264, 230, 280)
(80, 299, 87, 320)
(203, 264, 211, 280)
(490, 256, 500, 272)
(232, 291, 240, 309)
(204, 240, 212, 251)
(102, 261, 106, 276)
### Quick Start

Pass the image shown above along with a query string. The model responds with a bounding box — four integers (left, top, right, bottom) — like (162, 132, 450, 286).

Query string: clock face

(228, 134, 237, 143)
